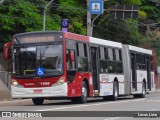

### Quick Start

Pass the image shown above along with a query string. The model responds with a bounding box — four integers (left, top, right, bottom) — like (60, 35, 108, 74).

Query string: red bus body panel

(63, 32, 93, 97)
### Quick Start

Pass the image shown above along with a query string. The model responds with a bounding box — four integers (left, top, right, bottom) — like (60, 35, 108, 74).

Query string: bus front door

(90, 47, 99, 95)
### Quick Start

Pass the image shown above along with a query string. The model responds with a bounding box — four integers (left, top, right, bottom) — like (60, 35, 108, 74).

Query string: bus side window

(99, 47, 108, 73)
(66, 49, 76, 70)
(77, 43, 88, 72)
(108, 48, 115, 73)
(66, 49, 76, 83)
(115, 49, 123, 73)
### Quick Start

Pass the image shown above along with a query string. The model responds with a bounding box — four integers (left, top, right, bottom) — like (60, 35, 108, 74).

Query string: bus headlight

(58, 77, 65, 84)
(52, 77, 65, 86)
(11, 79, 23, 87)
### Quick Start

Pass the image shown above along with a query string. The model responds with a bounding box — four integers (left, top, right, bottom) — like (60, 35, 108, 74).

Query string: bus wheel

(77, 81, 88, 104)
(134, 82, 146, 98)
(32, 98, 44, 105)
(112, 81, 118, 101)
(103, 96, 112, 101)
(139, 82, 146, 98)
(70, 97, 78, 103)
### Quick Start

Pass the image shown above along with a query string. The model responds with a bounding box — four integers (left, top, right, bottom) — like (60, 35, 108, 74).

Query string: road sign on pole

(90, 0, 104, 14)
(61, 19, 69, 32)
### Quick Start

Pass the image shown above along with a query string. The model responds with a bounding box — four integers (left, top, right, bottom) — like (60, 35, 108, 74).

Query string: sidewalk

(0, 78, 12, 101)
(149, 88, 160, 94)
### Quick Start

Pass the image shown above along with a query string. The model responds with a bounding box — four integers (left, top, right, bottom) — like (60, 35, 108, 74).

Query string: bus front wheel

(32, 98, 44, 105)
(77, 81, 88, 104)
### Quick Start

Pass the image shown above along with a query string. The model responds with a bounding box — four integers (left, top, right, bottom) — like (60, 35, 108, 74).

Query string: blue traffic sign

(90, 0, 103, 14)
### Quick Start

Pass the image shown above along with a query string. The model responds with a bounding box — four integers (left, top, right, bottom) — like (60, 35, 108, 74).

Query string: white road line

(37, 98, 145, 111)
(147, 109, 157, 111)
(103, 117, 120, 120)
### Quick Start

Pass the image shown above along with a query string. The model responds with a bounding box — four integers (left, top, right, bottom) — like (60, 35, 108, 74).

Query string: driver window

(66, 49, 76, 70)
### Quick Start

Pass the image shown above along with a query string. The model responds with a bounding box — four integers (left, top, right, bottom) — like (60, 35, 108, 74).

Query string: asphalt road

(0, 91, 160, 120)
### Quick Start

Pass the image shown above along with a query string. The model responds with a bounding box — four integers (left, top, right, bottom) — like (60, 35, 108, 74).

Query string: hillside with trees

(0, 0, 160, 62)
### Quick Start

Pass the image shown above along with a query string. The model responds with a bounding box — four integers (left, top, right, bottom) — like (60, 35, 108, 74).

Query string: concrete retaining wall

(0, 78, 12, 101)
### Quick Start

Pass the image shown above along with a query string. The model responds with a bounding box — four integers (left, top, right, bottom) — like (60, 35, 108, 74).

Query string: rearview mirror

(4, 42, 12, 60)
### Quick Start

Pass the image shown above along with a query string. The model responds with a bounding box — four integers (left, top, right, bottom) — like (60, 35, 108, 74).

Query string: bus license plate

(33, 90, 42, 94)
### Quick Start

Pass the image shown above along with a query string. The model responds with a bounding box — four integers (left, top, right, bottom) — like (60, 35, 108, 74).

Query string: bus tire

(32, 98, 44, 105)
(140, 82, 146, 98)
(112, 81, 119, 101)
(70, 97, 78, 103)
(134, 82, 146, 98)
(77, 81, 88, 104)
(103, 96, 112, 101)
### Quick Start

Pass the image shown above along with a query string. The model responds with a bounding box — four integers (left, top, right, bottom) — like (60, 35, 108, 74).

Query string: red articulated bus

(4, 31, 156, 105)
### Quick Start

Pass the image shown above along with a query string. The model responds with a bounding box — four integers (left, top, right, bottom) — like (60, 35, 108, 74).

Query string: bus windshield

(13, 44, 63, 77)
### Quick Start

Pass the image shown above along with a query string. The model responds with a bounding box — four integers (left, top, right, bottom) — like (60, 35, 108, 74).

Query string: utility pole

(87, 0, 92, 36)
(43, 0, 54, 31)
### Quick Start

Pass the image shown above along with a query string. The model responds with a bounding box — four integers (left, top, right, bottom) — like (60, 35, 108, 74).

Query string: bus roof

(128, 45, 152, 55)
(13, 31, 63, 37)
(89, 37, 122, 48)
(64, 32, 89, 42)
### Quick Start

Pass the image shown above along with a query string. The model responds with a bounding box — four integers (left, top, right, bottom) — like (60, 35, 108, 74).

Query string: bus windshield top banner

(14, 34, 62, 44)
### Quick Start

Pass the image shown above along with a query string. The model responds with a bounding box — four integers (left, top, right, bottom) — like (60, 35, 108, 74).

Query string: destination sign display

(14, 34, 62, 44)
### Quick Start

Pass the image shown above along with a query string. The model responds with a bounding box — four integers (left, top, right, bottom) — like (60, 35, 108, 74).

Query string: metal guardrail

(0, 64, 11, 90)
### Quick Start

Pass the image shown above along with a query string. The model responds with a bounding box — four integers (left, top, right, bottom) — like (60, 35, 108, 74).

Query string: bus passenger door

(90, 47, 99, 94)
(146, 56, 151, 91)
(131, 53, 137, 91)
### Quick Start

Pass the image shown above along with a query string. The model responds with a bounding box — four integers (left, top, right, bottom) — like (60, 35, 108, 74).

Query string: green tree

(0, 0, 60, 51)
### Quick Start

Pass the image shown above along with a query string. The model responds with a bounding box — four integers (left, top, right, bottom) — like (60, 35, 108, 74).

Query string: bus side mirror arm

(4, 42, 12, 60)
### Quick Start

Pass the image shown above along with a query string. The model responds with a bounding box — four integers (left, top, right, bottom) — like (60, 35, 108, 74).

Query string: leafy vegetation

(0, 0, 159, 64)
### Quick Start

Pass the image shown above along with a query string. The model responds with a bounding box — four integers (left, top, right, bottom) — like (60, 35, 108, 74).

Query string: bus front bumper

(11, 83, 68, 98)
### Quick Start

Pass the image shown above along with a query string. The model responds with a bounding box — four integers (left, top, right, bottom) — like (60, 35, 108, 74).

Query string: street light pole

(91, 14, 100, 37)
(43, 0, 54, 31)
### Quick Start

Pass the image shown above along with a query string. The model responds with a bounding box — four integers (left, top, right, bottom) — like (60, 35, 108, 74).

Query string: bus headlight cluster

(52, 77, 65, 86)
(11, 79, 23, 87)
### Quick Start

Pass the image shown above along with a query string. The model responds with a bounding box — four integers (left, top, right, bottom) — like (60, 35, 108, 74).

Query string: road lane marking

(37, 98, 146, 111)
(103, 117, 120, 120)
(147, 109, 157, 111)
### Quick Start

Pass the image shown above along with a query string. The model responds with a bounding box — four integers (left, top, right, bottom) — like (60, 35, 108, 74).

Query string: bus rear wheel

(32, 98, 44, 105)
(140, 82, 146, 98)
(112, 81, 119, 101)
(134, 82, 146, 98)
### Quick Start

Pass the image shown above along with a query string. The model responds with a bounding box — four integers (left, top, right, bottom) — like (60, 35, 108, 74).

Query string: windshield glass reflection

(13, 44, 63, 77)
